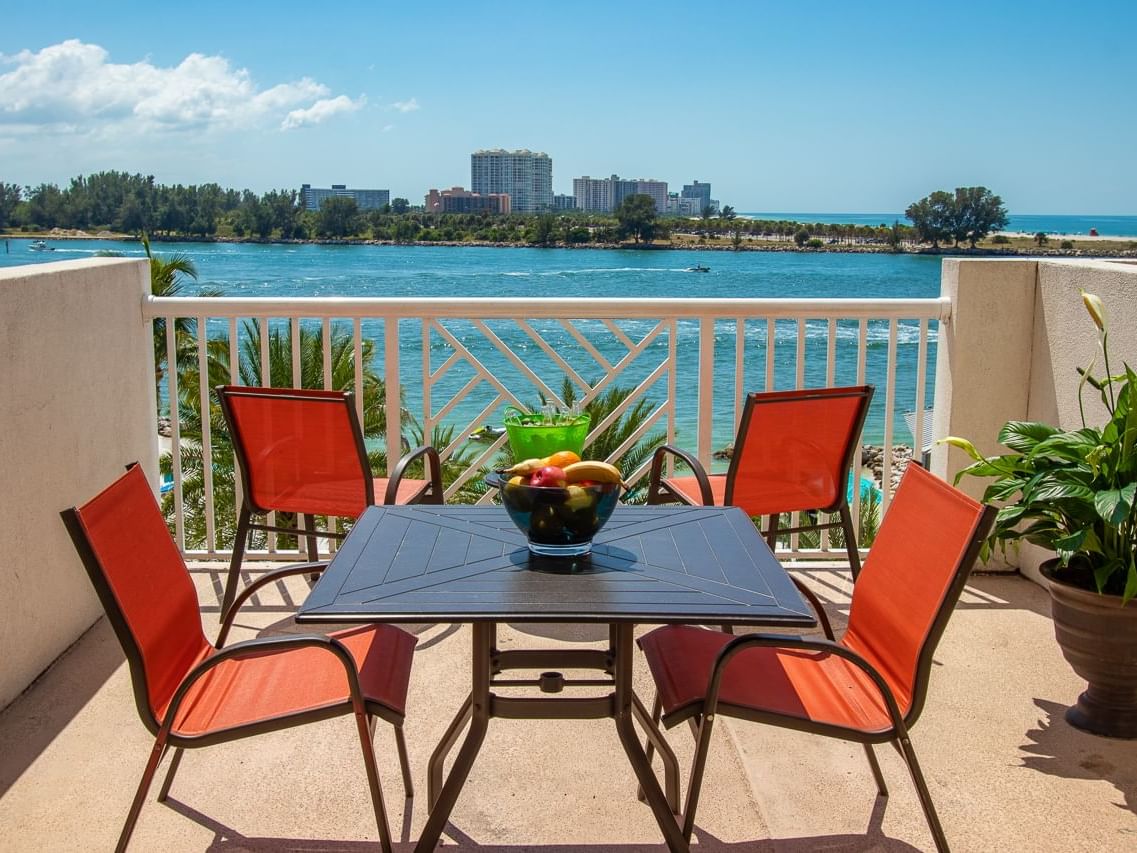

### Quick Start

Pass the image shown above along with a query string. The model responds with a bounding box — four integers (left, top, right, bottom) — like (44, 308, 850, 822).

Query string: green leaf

(1026, 480, 1094, 504)
(1126, 562, 1137, 604)
(998, 421, 1058, 452)
(1094, 483, 1136, 525)
(1052, 529, 1096, 554)
(1028, 429, 1101, 462)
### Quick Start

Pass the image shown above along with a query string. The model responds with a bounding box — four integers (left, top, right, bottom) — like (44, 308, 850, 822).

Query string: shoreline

(6, 229, 1135, 258)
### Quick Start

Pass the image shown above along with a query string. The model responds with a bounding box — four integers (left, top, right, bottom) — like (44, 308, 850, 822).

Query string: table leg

(612, 623, 690, 853)
(632, 691, 680, 812)
(415, 622, 493, 853)
(427, 693, 472, 810)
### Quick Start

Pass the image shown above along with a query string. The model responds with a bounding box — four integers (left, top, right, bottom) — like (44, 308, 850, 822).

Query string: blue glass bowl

(485, 471, 621, 557)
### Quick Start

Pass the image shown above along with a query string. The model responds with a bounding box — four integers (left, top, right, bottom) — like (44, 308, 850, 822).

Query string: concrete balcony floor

(2, 564, 1137, 852)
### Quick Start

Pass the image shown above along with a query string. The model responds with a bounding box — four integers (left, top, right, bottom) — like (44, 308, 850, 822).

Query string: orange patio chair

(216, 385, 443, 619)
(61, 464, 417, 853)
(637, 463, 995, 851)
(647, 385, 873, 577)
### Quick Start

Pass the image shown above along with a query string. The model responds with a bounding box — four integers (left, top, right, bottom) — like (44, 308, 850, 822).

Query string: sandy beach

(996, 230, 1137, 242)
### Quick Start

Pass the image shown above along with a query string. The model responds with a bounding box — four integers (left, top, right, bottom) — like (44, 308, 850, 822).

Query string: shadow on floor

(167, 795, 921, 852)
(0, 618, 122, 798)
(1020, 698, 1137, 816)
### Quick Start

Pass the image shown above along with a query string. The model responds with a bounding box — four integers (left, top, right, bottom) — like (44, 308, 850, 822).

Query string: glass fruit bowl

(485, 471, 621, 557)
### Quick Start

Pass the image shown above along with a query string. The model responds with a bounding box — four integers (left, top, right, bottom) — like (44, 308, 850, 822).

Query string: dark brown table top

(297, 504, 815, 627)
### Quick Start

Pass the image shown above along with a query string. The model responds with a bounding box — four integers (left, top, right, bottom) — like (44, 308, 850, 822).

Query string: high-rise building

(553, 194, 577, 210)
(425, 187, 511, 214)
(573, 175, 668, 213)
(300, 183, 390, 211)
(470, 149, 553, 213)
(573, 176, 611, 213)
(634, 180, 668, 214)
(681, 181, 712, 214)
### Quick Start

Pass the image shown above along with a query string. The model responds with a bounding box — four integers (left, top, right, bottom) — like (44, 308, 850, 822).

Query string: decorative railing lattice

(144, 295, 950, 561)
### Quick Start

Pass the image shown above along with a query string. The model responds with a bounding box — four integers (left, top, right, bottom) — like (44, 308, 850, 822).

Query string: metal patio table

(297, 504, 816, 852)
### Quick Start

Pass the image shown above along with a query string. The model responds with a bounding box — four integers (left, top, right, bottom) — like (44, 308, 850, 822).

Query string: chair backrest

(60, 465, 211, 733)
(217, 386, 374, 518)
(725, 386, 873, 515)
(841, 464, 995, 724)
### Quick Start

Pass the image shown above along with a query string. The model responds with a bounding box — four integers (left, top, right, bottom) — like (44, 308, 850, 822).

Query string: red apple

(530, 465, 567, 488)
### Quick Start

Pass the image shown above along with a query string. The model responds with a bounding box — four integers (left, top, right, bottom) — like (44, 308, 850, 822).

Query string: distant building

(470, 149, 553, 213)
(573, 176, 611, 213)
(572, 174, 667, 213)
(553, 194, 576, 211)
(300, 183, 390, 211)
(634, 180, 668, 214)
(425, 187, 511, 214)
(681, 181, 712, 214)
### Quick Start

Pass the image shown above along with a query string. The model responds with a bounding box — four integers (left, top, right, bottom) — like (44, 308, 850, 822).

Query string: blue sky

(2, 1, 1134, 213)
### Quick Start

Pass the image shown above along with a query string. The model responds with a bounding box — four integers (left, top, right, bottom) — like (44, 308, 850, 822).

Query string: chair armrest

(647, 444, 713, 506)
(789, 576, 836, 640)
(385, 444, 443, 505)
(702, 633, 907, 734)
(162, 634, 368, 737)
(215, 561, 329, 646)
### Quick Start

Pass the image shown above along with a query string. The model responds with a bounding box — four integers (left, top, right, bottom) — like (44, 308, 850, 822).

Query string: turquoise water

(745, 212, 1137, 238)
(2, 238, 943, 448)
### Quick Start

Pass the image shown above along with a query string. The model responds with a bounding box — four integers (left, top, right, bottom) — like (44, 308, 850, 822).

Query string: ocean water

(3, 238, 945, 448)
(744, 212, 1137, 238)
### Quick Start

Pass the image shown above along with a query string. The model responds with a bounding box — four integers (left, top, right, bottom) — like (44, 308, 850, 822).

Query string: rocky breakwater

(861, 445, 913, 492)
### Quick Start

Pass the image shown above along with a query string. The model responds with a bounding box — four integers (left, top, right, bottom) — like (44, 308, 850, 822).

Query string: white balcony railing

(145, 295, 951, 561)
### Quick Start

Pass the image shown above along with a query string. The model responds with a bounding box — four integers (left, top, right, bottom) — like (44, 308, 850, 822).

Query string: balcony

(2, 256, 1137, 850)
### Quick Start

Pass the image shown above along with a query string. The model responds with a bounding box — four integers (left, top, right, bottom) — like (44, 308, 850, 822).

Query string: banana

(563, 460, 623, 485)
(505, 457, 546, 476)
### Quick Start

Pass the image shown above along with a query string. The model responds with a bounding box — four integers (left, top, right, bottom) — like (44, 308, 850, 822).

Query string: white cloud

(0, 39, 358, 135)
(390, 97, 420, 113)
(281, 94, 365, 130)
(382, 124, 394, 133)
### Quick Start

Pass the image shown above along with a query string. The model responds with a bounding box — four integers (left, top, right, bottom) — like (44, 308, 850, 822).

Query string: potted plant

(945, 291, 1137, 738)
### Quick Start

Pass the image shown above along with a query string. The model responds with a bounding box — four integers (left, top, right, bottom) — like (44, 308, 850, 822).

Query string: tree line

(0, 171, 1008, 250)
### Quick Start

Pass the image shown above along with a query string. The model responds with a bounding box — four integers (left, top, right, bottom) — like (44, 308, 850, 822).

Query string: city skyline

(2, 1, 1135, 214)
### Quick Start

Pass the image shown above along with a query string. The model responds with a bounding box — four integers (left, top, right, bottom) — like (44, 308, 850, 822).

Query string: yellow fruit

(505, 457, 546, 476)
(563, 460, 622, 485)
(508, 475, 526, 486)
(544, 449, 581, 469)
(565, 485, 593, 511)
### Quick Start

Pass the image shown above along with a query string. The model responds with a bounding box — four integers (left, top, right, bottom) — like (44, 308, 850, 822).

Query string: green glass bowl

(504, 413, 590, 460)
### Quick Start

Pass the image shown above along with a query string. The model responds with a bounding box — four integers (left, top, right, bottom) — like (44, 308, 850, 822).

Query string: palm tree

(144, 235, 224, 404)
(162, 320, 394, 548)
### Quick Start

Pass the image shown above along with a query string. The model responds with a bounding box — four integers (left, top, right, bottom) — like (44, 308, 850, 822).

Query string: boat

(29, 240, 54, 252)
(470, 424, 506, 442)
(685, 264, 710, 273)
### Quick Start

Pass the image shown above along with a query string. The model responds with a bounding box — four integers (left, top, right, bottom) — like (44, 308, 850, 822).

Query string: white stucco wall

(932, 257, 1137, 577)
(0, 258, 157, 710)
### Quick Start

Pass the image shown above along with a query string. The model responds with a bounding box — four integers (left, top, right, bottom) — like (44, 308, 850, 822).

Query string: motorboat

(29, 240, 54, 251)
(685, 264, 710, 273)
(470, 424, 506, 442)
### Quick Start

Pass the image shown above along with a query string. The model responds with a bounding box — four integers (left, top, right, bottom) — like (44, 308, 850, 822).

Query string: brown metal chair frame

(646, 386, 874, 578)
(61, 474, 413, 853)
(216, 386, 443, 619)
(642, 498, 997, 852)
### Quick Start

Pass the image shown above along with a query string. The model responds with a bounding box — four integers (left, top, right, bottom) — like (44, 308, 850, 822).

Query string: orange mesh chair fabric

(221, 386, 386, 518)
(61, 464, 416, 852)
(216, 385, 442, 621)
(67, 464, 213, 724)
(637, 463, 994, 850)
(649, 385, 873, 575)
